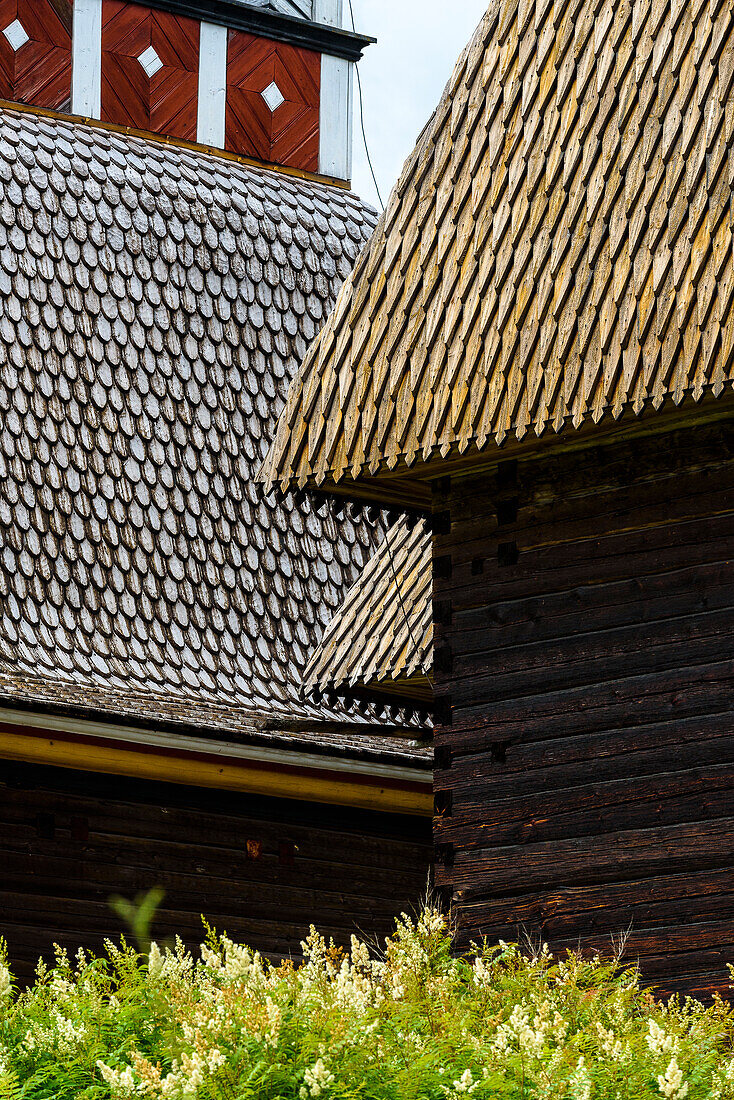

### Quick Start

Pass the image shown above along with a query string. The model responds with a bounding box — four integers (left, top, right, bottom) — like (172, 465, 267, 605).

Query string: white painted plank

(313, 0, 342, 24)
(71, 0, 102, 118)
(263, 0, 313, 17)
(197, 21, 228, 148)
(319, 52, 352, 180)
(229, 0, 313, 20)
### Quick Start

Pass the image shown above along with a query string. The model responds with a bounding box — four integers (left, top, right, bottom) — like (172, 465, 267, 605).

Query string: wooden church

(0, 0, 434, 982)
(264, 0, 734, 998)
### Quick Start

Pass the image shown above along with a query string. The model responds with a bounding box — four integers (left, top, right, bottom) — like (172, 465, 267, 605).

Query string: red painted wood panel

(0, 0, 71, 111)
(101, 0, 199, 141)
(226, 31, 320, 172)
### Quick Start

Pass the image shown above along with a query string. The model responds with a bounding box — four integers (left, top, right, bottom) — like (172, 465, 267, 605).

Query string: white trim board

(71, 0, 102, 118)
(197, 21, 228, 147)
(319, 50, 352, 180)
(313, 0, 342, 26)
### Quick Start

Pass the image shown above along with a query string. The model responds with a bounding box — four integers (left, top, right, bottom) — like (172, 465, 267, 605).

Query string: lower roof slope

(303, 517, 432, 706)
(0, 105, 429, 759)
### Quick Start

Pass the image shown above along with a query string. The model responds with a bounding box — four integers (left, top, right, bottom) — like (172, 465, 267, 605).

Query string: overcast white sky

(347, 0, 489, 208)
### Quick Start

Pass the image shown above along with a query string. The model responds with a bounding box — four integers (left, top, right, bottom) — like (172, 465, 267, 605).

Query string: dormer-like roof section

(262, 0, 734, 506)
(303, 517, 433, 706)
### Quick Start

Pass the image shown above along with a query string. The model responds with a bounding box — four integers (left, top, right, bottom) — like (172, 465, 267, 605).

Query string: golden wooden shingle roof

(303, 517, 432, 706)
(262, 0, 734, 499)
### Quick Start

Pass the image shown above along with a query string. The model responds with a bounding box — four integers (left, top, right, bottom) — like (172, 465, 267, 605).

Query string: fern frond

(201, 1069, 239, 1100)
(0, 1071, 22, 1100)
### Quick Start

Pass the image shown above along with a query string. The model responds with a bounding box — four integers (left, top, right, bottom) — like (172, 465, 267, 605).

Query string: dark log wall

(432, 419, 734, 1000)
(0, 760, 432, 983)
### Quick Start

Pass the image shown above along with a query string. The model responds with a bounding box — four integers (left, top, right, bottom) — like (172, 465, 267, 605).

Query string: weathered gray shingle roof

(303, 516, 432, 706)
(0, 105, 428, 759)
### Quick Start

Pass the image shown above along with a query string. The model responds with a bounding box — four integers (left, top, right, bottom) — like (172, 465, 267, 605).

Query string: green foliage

(108, 889, 166, 954)
(0, 1070, 22, 1100)
(1, 911, 734, 1098)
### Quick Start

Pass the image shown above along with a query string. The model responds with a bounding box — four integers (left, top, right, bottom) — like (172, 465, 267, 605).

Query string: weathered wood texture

(0, 0, 71, 111)
(225, 30, 319, 170)
(304, 516, 433, 705)
(101, 0, 199, 140)
(432, 420, 734, 1000)
(261, 0, 734, 499)
(0, 760, 432, 984)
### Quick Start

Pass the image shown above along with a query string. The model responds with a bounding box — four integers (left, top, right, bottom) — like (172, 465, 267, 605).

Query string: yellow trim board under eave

(0, 722, 432, 817)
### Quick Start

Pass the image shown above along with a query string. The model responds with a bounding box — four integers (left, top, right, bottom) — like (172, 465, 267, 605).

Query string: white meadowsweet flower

(95, 1060, 137, 1096)
(418, 908, 446, 937)
(452, 1068, 478, 1094)
(648, 1019, 678, 1056)
(304, 1057, 335, 1097)
(208, 1047, 226, 1072)
(493, 1002, 549, 1058)
(51, 1010, 87, 1054)
(177, 1049, 208, 1098)
(0, 963, 11, 1002)
(658, 1057, 689, 1099)
(472, 957, 492, 987)
(148, 941, 164, 979)
(596, 1022, 624, 1061)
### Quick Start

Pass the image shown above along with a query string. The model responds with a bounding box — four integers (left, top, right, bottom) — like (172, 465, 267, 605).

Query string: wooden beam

(0, 718, 432, 817)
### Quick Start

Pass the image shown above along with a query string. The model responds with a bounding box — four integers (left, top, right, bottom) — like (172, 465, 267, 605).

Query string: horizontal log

(0, 842, 426, 902)
(444, 817, 734, 896)
(444, 559, 734, 658)
(0, 804, 429, 874)
(437, 703, 733, 766)
(437, 516, 734, 612)
(454, 868, 734, 936)
(437, 725, 734, 800)
(444, 422, 734, 516)
(453, 920, 734, 970)
(441, 473, 734, 579)
(435, 763, 734, 847)
(449, 607, 734, 704)
(441, 422, 734, 531)
(442, 661, 734, 745)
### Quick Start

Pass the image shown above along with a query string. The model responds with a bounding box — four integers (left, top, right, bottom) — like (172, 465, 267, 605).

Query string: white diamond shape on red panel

(261, 81, 285, 112)
(3, 19, 29, 52)
(137, 45, 163, 78)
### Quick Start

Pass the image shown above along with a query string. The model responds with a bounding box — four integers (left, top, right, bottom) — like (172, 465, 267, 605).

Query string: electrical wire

(345, 1, 423, 685)
(347, 0, 385, 211)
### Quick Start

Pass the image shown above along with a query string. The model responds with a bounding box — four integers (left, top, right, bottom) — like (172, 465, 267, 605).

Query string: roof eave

(280, 391, 734, 509)
(148, 0, 375, 61)
(0, 703, 433, 816)
(311, 677, 434, 713)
